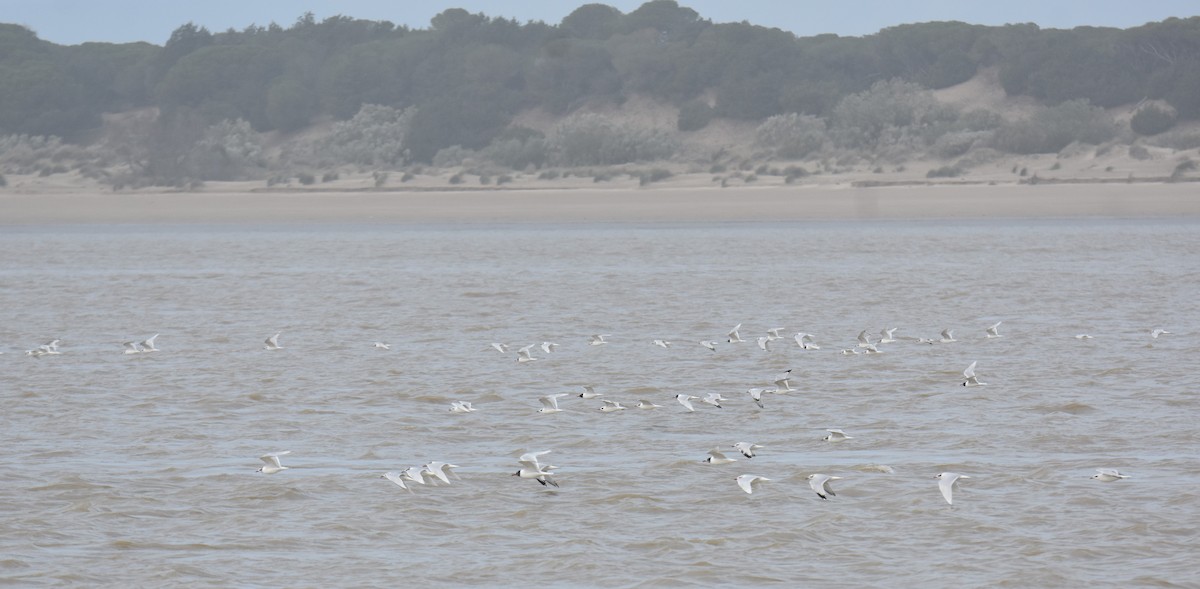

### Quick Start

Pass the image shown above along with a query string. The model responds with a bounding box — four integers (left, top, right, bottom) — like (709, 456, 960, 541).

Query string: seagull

(733, 442, 762, 458)
(578, 385, 602, 399)
(1150, 329, 1171, 339)
(421, 462, 454, 485)
(756, 336, 771, 351)
(985, 321, 1003, 338)
(514, 450, 558, 487)
(748, 388, 767, 409)
(794, 332, 818, 348)
(264, 333, 283, 350)
(428, 461, 461, 481)
(962, 361, 986, 386)
(862, 344, 882, 354)
(538, 393, 568, 413)
(840, 348, 860, 355)
(1091, 468, 1131, 482)
(940, 329, 956, 343)
(122, 341, 142, 354)
(700, 340, 718, 352)
(516, 344, 538, 363)
(635, 399, 662, 409)
(256, 451, 291, 474)
(879, 328, 898, 344)
(700, 392, 725, 409)
(490, 342, 509, 353)
(735, 474, 770, 494)
(26, 345, 60, 357)
(539, 341, 558, 354)
(43, 339, 61, 351)
(380, 472, 413, 492)
(823, 429, 853, 442)
(401, 466, 429, 485)
(807, 474, 843, 500)
(1074, 334, 1093, 340)
(449, 401, 475, 413)
(139, 334, 160, 352)
(374, 342, 391, 350)
(704, 449, 737, 464)
(856, 330, 873, 348)
(727, 323, 744, 343)
(917, 337, 936, 344)
(935, 472, 970, 505)
(765, 327, 785, 341)
(598, 399, 627, 412)
(589, 334, 609, 346)
(774, 370, 795, 392)
(652, 339, 672, 348)
(675, 394, 698, 412)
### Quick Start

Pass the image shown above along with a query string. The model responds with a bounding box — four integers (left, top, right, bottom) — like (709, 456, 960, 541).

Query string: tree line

(1, 2, 1198, 165)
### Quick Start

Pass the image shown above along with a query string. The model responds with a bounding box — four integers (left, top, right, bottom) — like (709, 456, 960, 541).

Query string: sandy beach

(1, 182, 1198, 224)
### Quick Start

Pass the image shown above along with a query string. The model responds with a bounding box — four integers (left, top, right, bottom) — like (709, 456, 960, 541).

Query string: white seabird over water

(807, 473, 842, 500)
(256, 451, 291, 474)
(936, 472, 970, 505)
(735, 474, 770, 494)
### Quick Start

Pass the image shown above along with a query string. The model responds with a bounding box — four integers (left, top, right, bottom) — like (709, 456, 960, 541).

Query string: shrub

(677, 99, 714, 132)
(537, 170, 560, 180)
(497, 174, 512, 185)
(930, 131, 990, 158)
(320, 104, 415, 166)
(432, 145, 476, 168)
(372, 171, 388, 187)
(926, 164, 964, 178)
(1128, 145, 1151, 160)
(448, 173, 464, 184)
(0, 174, 6, 187)
(991, 100, 1116, 154)
(755, 113, 827, 159)
(400, 172, 415, 182)
(831, 79, 958, 149)
(297, 172, 315, 185)
(321, 172, 339, 183)
(480, 128, 548, 170)
(550, 113, 677, 166)
(638, 168, 672, 186)
(1130, 105, 1177, 136)
(1170, 158, 1197, 181)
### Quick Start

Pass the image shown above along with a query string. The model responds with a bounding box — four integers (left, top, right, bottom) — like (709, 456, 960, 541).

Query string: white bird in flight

(598, 399, 626, 412)
(256, 451, 291, 474)
(122, 341, 142, 354)
(539, 341, 558, 354)
(675, 394, 698, 412)
(756, 336, 771, 351)
(700, 392, 725, 409)
(700, 340, 718, 352)
(940, 329, 956, 343)
(635, 399, 662, 409)
(823, 429, 853, 442)
(733, 442, 762, 458)
(985, 321, 1003, 338)
(490, 342, 509, 353)
(936, 472, 970, 505)
(727, 323, 744, 343)
(652, 339, 671, 348)
(264, 333, 283, 350)
(807, 474, 842, 500)
(589, 334, 609, 346)
(514, 450, 558, 487)
(538, 393, 568, 413)
(704, 449, 737, 464)
(748, 387, 767, 409)
(735, 474, 770, 494)
(856, 330, 874, 348)
(765, 327, 785, 341)
(449, 401, 475, 413)
(962, 361, 986, 386)
(578, 385, 601, 399)
(374, 342, 391, 350)
(1074, 334, 1093, 340)
(1150, 329, 1171, 339)
(1091, 468, 1131, 482)
(516, 344, 538, 363)
(879, 328, 897, 344)
(139, 334, 159, 352)
(380, 471, 413, 492)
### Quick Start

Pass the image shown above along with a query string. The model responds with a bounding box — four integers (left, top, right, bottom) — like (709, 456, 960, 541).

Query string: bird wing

(964, 361, 977, 379)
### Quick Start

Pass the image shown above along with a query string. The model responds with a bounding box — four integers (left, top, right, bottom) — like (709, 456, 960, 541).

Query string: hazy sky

(4, 0, 1197, 45)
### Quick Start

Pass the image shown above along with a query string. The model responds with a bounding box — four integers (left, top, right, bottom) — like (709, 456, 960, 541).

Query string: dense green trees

(1, 4, 1198, 166)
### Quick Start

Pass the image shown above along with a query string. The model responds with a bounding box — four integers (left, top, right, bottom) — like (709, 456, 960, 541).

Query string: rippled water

(1, 218, 1197, 587)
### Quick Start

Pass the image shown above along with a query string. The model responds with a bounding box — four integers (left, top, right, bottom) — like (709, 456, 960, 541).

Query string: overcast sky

(4, 0, 1197, 45)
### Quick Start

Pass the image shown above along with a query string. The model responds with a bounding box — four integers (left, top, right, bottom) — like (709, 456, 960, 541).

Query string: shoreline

(2, 182, 1198, 225)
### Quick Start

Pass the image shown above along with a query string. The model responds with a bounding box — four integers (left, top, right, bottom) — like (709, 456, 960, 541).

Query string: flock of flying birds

(16, 321, 1165, 504)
